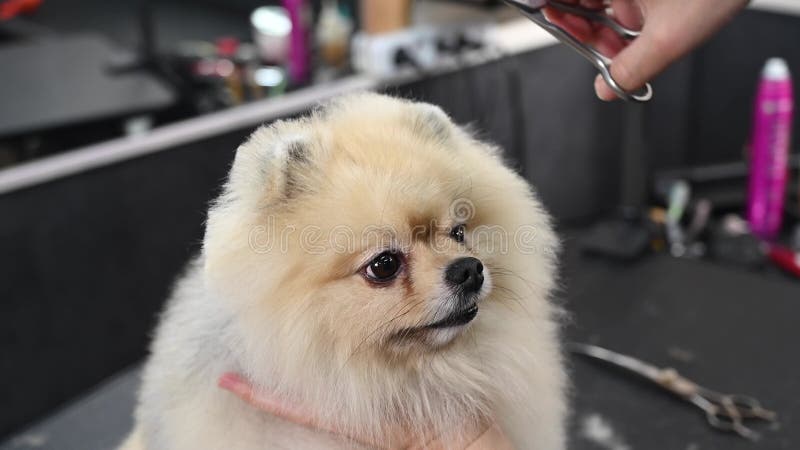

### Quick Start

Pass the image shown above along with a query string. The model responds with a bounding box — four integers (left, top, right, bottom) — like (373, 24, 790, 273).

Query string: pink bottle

(747, 58, 794, 240)
(283, 0, 311, 85)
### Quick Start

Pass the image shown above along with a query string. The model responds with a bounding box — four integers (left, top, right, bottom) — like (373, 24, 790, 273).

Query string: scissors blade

(503, 0, 548, 11)
(568, 343, 664, 382)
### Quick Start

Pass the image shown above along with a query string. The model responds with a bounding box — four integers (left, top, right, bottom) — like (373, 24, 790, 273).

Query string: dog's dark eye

(365, 251, 401, 282)
(450, 224, 466, 243)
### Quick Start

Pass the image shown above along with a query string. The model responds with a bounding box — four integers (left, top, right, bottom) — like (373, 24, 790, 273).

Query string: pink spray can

(747, 58, 794, 240)
(283, 0, 311, 85)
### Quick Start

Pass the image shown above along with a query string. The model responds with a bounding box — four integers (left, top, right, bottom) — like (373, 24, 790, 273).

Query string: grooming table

(3, 244, 798, 449)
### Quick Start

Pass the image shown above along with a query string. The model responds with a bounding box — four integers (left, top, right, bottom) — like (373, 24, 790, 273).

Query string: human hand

(545, 0, 748, 100)
(218, 372, 515, 450)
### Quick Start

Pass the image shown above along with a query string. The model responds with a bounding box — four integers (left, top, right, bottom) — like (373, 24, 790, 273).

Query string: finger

(593, 24, 673, 100)
(545, 6, 628, 55)
(406, 420, 494, 450)
(544, 8, 595, 42)
(592, 25, 628, 57)
(406, 438, 446, 450)
(579, 0, 606, 8)
(594, 74, 614, 101)
(610, 0, 643, 30)
(466, 424, 516, 450)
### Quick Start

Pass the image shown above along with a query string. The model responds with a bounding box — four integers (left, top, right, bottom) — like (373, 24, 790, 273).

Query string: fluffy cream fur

(122, 93, 566, 450)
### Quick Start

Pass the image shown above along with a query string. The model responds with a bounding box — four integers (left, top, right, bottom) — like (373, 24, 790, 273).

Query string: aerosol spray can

(747, 58, 794, 240)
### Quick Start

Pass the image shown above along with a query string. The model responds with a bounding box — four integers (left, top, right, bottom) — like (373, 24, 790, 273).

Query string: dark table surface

(2, 239, 798, 449)
(0, 34, 174, 137)
(561, 242, 798, 450)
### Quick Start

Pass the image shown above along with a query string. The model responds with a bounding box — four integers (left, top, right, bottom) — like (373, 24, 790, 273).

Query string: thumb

(594, 27, 672, 101)
(465, 423, 516, 450)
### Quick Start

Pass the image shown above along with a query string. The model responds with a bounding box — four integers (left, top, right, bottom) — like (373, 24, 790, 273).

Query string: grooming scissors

(569, 343, 777, 440)
(503, 0, 653, 102)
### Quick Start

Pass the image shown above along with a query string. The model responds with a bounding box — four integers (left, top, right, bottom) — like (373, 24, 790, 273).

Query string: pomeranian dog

(121, 93, 566, 450)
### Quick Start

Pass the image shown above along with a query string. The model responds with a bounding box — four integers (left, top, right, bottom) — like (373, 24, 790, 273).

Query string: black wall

(0, 131, 245, 438)
(2, 9, 799, 438)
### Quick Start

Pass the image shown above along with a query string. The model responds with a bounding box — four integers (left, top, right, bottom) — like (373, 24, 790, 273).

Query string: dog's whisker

(490, 285, 535, 321)
(339, 296, 429, 372)
(487, 264, 541, 296)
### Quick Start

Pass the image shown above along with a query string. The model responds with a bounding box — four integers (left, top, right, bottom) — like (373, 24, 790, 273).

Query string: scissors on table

(503, 0, 653, 102)
(569, 343, 778, 440)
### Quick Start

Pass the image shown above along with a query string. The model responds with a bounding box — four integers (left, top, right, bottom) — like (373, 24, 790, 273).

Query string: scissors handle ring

(705, 407, 760, 441)
(596, 59, 653, 102)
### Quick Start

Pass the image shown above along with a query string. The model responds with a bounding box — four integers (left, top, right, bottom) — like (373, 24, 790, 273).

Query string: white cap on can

(763, 57, 790, 80)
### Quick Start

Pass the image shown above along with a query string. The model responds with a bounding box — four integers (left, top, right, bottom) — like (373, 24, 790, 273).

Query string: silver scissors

(503, 0, 653, 102)
(569, 343, 778, 440)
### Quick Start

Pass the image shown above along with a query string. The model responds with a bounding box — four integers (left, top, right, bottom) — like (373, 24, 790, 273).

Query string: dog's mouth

(424, 303, 479, 329)
(388, 300, 478, 346)
(389, 302, 479, 344)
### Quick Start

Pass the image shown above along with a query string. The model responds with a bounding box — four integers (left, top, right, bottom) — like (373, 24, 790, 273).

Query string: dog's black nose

(444, 257, 484, 292)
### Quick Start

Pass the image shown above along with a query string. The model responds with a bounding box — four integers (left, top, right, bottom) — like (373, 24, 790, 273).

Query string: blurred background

(1, 0, 798, 449)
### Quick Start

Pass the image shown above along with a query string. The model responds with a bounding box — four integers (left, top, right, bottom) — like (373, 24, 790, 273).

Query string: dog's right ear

(217, 121, 316, 209)
(409, 102, 453, 144)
